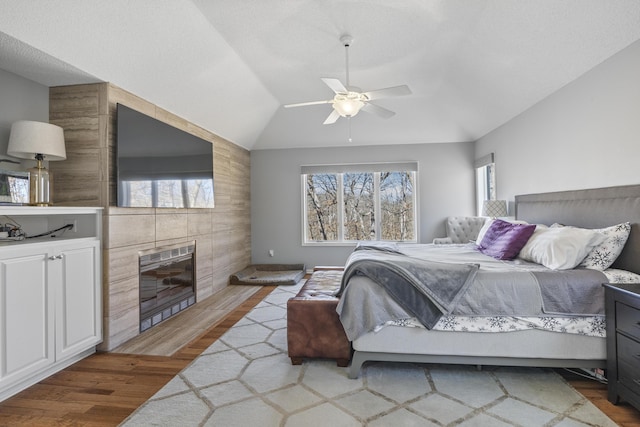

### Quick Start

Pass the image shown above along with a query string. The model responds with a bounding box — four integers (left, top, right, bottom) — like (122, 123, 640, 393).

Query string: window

(302, 163, 417, 244)
(475, 153, 496, 215)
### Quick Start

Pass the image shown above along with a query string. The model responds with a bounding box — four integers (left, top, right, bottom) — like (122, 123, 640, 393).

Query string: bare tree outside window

(306, 173, 338, 241)
(380, 171, 414, 241)
(343, 172, 374, 240)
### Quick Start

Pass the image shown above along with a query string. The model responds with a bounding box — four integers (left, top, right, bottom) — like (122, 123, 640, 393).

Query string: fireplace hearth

(139, 242, 196, 332)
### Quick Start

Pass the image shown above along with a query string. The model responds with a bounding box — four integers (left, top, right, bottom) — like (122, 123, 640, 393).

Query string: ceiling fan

(284, 35, 412, 125)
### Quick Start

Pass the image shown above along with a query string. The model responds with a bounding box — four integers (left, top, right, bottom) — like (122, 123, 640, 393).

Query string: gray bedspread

(336, 245, 479, 330)
(336, 243, 607, 341)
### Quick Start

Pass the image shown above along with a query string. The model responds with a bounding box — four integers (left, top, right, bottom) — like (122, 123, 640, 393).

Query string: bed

(339, 185, 640, 378)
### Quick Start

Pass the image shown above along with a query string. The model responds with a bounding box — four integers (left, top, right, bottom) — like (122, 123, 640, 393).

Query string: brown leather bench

(287, 268, 351, 367)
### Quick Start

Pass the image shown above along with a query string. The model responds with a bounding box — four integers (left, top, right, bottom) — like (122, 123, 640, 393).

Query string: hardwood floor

(557, 370, 640, 427)
(0, 285, 275, 427)
(0, 283, 638, 426)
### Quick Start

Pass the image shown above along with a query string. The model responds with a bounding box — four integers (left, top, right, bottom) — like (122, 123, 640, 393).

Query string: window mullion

(152, 181, 158, 207)
(337, 173, 345, 242)
(373, 172, 381, 240)
(301, 175, 309, 243)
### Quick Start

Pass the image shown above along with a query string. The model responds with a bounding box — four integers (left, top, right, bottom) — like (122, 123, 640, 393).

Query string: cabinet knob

(48, 255, 64, 260)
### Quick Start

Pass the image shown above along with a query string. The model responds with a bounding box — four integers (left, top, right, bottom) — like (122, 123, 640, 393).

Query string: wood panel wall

(49, 83, 251, 351)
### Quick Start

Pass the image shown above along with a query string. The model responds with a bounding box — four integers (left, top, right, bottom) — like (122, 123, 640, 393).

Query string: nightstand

(604, 283, 640, 411)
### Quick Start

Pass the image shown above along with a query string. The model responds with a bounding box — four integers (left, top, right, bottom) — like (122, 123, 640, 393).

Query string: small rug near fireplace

(120, 282, 616, 427)
(230, 264, 305, 286)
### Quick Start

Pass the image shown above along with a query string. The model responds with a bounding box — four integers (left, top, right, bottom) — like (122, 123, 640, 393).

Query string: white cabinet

(56, 240, 101, 360)
(0, 248, 54, 386)
(0, 207, 102, 402)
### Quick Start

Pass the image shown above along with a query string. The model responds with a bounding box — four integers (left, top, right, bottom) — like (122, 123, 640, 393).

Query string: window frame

(475, 153, 496, 215)
(301, 162, 419, 246)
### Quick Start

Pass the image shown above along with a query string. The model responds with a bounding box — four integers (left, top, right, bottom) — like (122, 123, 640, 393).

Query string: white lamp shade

(482, 199, 508, 217)
(7, 120, 66, 161)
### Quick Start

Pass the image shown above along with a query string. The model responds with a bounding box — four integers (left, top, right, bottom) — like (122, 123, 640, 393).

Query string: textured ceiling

(1, 0, 639, 150)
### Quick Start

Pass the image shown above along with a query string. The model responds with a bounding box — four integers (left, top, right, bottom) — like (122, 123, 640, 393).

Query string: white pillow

(475, 219, 494, 245)
(518, 226, 606, 270)
(579, 222, 631, 270)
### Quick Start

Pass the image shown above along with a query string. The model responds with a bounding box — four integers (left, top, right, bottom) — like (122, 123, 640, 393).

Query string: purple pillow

(477, 219, 536, 260)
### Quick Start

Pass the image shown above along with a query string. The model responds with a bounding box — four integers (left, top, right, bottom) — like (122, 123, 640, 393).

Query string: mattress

(372, 267, 638, 338)
(352, 325, 607, 362)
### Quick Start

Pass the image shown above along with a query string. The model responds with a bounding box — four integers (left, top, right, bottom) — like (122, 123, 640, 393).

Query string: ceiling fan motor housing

(340, 34, 353, 47)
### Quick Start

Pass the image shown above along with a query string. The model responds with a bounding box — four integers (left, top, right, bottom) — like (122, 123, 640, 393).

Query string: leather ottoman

(287, 269, 351, 367)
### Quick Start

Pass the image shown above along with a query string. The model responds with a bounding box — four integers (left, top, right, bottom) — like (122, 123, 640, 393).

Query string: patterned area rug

(120, 281, 615, 427)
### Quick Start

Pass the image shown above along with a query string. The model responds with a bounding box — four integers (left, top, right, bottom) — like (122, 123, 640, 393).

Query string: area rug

(120, 281, 616, 427)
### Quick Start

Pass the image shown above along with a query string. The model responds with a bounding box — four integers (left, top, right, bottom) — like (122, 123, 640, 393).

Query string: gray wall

(251, 142, 475, 268)
(476, 39, 640, 207)
(0, 69, 50, 169)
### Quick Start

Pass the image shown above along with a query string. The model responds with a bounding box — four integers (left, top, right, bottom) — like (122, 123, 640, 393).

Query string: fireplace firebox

(139, 242, 196, 332)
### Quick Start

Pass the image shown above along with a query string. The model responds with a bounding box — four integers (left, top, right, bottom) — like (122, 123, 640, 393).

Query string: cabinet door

(0, 249, 54, 387)
(55, 240, 102, 360)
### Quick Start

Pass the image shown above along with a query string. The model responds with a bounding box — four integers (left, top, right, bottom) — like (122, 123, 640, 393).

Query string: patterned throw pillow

(580, 222, 631, 270)
(603, 268, 640, 284)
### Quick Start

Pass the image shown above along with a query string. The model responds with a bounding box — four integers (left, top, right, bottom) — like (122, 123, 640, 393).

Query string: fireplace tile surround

(102, 208, 227, 349)
(49, 83, 251, 351)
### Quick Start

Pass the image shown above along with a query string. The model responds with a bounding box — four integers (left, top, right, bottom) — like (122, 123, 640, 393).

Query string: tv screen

(116, 103, 214, 208)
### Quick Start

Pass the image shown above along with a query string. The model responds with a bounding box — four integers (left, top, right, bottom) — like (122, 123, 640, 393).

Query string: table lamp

(7, 120, 66, 206)
(482, 199, 508, 218)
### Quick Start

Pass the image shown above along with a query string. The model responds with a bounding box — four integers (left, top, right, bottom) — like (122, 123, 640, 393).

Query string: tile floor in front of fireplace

(112, 285, 264, 356)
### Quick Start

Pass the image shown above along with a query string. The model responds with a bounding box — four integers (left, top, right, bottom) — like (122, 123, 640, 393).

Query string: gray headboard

(515, 184, 640, 275)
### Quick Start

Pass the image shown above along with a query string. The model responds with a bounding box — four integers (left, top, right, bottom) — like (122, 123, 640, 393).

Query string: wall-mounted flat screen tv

(116, 103, 214, 208)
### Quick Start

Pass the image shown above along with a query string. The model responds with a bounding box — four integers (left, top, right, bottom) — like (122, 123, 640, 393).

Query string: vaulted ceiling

(1, 1, 639, 151)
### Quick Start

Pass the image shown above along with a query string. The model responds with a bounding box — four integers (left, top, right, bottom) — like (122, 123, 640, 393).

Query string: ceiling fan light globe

(332, 91, 366, 117)
(333, 99, 364, 117)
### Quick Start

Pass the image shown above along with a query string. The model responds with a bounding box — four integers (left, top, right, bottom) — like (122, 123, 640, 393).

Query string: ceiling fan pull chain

(348, 117, 352, 143)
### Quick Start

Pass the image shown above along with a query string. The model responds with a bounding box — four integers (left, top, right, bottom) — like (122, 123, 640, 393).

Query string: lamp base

(28, 164, 53, 206)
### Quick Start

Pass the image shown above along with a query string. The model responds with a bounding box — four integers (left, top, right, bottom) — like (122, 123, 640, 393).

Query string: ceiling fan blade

(363, 85, 412, 100)
(321, 78, 348, 94)
(323, 109, 341, 125)
(361, 102, 395, 119)
(284, 100, 331, 108)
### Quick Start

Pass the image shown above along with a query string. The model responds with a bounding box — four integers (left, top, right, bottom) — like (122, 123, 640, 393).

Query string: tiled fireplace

(139, 242, 196, 332)
(49, 83, 251, 351)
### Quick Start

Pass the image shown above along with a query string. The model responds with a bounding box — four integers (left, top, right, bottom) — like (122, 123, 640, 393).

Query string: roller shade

(474, 153, 494, 168)
(301, 162, 418, 174)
